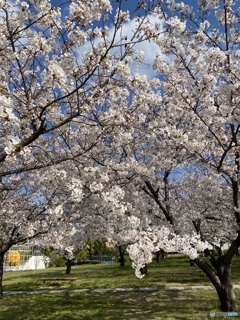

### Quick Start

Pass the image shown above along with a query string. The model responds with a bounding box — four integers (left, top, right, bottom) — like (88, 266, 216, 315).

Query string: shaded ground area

(3, 284, 216, 295)
(2, 259, 240, 319)
(0, 289, 229, 320)
(0, 288, 240, 320)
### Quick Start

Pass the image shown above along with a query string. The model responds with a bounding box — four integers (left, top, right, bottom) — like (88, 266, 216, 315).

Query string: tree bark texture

(0, 252, 4, 299)
(215, 263, 237, 311)
(195, 256, 237, 311)
(156, 250, 165, 263)
(66, 258, 73, 274)
(118, 246, 125, 267)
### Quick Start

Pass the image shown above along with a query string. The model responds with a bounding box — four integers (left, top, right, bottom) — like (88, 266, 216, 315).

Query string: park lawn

(3, 255, 240, 292)
(1, 256, 240, 319)
(3, 259, 207, 292)
(1, 289, 240, 320)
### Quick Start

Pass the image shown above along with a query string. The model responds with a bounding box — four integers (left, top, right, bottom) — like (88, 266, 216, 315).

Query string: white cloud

(75, 14, 164, 78)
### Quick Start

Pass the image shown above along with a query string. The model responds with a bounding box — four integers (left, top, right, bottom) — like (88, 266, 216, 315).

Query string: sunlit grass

(3, 255, 240, 292)
(1, 256, 240, 319)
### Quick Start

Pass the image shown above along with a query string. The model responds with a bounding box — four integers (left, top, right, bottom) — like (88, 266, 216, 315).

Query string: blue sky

(50, 0, 197, 15)
(47, 1, 236, 78)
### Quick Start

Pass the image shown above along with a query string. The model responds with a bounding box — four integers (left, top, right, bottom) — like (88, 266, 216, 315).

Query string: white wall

(4, 256, 46, 271)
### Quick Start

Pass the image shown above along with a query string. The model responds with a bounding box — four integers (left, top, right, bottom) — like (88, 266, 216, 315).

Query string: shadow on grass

(0, 289, 226, 320)
(3, 257, 240, 294)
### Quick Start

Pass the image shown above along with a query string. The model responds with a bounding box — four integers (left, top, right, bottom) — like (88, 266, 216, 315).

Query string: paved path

(4, 285, 240, 295)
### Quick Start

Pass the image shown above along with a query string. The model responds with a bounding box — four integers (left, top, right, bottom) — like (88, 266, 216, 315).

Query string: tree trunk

(189, 259, 195, 266)
(156, 249, 165, 263)
(215, 263, 237, 311)
(140, 265, 148, 275)
(65, 258, 73, 275)
(0, 252, 4, 299)
(195, 256, 237, 312)
(216, 281, 236, 312)
(118, 246, 125, 267)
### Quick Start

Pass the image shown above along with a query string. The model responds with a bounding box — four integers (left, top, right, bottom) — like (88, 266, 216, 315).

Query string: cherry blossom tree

(1, 0, 239, 312)
(0, 0, 164, 298)
(150, 0, 239, 312)
(105, 0, 239, 312)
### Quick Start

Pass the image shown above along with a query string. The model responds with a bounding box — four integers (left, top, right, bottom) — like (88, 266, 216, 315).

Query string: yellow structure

(4, 243, 46, 271)
(6, 251, 21, 266)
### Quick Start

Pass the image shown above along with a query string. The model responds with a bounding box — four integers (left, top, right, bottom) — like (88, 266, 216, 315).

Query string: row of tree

(42, 239, 119, 271)
(0, 0, 239, 312)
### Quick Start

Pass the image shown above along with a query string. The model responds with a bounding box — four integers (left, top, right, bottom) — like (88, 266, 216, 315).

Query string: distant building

(4, 243, 47, 271)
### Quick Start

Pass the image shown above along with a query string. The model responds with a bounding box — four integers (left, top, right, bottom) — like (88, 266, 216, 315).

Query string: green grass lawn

(1, 256, 240, 319)
(2, 289, 238, 320)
